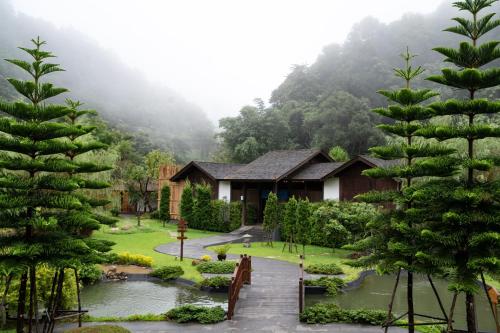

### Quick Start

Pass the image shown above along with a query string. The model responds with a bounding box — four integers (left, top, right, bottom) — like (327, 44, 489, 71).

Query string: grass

(64, 325, 131, 333)
(208, 241, 361, 281)
(93, 216, 220, 282)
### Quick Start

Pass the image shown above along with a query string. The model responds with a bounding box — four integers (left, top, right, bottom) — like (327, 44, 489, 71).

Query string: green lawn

(208, 241, 361, 281)
(93, 216, 219, 282)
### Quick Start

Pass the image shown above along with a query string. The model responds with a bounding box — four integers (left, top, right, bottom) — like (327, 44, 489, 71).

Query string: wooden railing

(227, 254, 251, 320)
(299, 255, 305, 314)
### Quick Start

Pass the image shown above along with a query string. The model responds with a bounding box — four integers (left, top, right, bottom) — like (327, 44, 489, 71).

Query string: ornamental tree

(415, 1, 500, 331)
(295, 198, 312, 258)
(349, 48, 457, 332)
(262, 192, 279, 247)
(0, 38, 114, 333)
(180, 180, 194, 226)
(282, 196, 298, 253)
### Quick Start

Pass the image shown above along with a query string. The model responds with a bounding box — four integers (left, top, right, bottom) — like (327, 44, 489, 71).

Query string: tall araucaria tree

(348, 48, 458, 333)
(295, 198, 312, 258)
(0, 38, 114, 333)
(282, 196, 298, 253)
(262, 192, 279, 247)
(414, 0, 500, 331)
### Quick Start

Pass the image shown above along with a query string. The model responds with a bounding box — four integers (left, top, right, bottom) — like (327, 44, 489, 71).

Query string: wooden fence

(299, 255, 305, 314)
(158, 164, 183, 219)
(227, 254, 252, 320)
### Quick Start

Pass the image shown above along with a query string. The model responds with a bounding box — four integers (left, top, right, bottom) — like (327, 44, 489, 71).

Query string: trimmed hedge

(150, 266, 184, 280)
(165, 305, 225, 324)
(198, 276, 231, 288)
(300, 303, 389, 325)
(304, 263, 343, 275)
(196, 261, 236, 274)
(116, 252, 153, 267)
(304, 277, 345, 295)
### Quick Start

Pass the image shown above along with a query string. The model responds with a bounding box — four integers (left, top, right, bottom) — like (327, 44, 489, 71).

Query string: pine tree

(0, 38, 113, 333)
(262, 192, 279, 247)
(193, 183, 212, 230)
(159, 185, 171, 226)
(180, 181, 194, 226)
(415, 1, 500, 331)
(282, 196, 298, 253)
(349, 48, 458, 332)
(295, 198, 312, 258)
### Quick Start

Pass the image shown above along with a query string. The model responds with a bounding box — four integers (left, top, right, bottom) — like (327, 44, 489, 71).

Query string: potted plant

(213, 244, 231, 261)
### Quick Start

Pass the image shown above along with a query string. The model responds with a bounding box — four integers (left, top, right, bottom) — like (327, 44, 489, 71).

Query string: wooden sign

(177, 219, 188, 261)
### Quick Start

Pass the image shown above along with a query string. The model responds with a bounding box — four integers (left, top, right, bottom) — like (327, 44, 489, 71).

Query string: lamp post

(177, 219, 188, 261)
(242, 234, 252, 248)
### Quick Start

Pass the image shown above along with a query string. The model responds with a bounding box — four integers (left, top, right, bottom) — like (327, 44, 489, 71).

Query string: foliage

(304, 276, 345, 295)
(300, 303, 389, 325)
(110, 208, 120, 217)
(165, 305, 225, 324)
(304, 263, 343, 275)
(262, 192, 280, 246)
(282, 196, 298, 253)
(328, 146, 349, 162)
(192, 184, 212, 230)
(64, 325, 131, 333)
(200, 255, 212, 262)
(197, 276, 231, 288)
(116, 252, 153, 267)
(295, 198, 312, 256)
(212, 244, 231, 256)
(150, 266, 184, 280)
(196, 261, 236, 274)
(82, 313, 164, 322)
(159, 185, 171, 223)
(180, 181, 195, 226)
(209, 200, 241, 232)
(78, 265, 103, 285)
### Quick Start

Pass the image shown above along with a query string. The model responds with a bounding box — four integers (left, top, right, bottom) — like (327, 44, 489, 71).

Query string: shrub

(149, 210, 160, 220)
(165, 305, 225, 324)
(64, 325, 131, 333)
(110, 208, 120, 217)
(198, 276, 231, 288)
(78, 264, 103, 285)
(159, 185, 171, 222)
(304, 277, 345, 295)
(116, 252, 153, 267)
(180, 181, 194, 225)
(150, 266, 184, 280)
(212, 244, 231, 256)
(196, 261, 236, 274)
(193, 184, 212, 229)
(200, 255, 212, 262)
(304, 263, 343, 275)
(229, 202, 242, 231)
(299, 303, 388, 325)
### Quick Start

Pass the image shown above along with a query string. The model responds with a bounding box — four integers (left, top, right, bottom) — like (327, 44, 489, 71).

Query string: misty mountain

(270, 1, 500, 107)
(0, 0, 215, 162)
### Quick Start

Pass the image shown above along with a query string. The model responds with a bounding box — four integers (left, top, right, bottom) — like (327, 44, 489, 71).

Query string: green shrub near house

(304, 263, 343, 275)
(197, 276, 231, 288)
(304, 277, 345, 295)
(196, 261, 236, 274)
(165, 305, 225, 324)
(300, 303, 388, 325)
(150, 266, 184, 280)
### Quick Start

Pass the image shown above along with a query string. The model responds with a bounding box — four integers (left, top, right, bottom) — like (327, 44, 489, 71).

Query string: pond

(306, 273, 496, 332)
(81, 280, 227, 317)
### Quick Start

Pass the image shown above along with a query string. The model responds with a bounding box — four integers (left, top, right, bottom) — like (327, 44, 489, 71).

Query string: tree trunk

(407, 271, 414, 333)
(17, 272, 28, 333)
(28, 268, 34, 333)
(1, 274, 13, 329)
(465, 292, 477, 333)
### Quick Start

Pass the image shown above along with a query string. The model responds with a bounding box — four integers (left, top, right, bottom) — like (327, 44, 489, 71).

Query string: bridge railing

(227, 254, 251, 320)
(299, 254, 305, 314)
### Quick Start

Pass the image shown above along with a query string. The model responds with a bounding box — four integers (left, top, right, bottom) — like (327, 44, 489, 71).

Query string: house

(168, 149, 399, 224)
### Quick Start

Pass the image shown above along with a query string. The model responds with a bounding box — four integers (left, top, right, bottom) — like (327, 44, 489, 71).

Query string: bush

(149, 210, 160, 219)
(229, 202, 242, 231)
(180, 181, 194, 225)
(165, 305, 225, 324)
(193, 184, 212, 229)
(196, 261, 236, 274)
(110, 208, 120, 217)
(198, 276, 231, 288)
(304, 277, 345, 295)
(304, 263, 343, 275)
(116, 252, 153, 267)
(212, 244, 231, 256)
(150, 266, 184, 280)
(64, 325, 131, 333)
(159, 185, 171, 221)
(78, 264, 103, 285)
(299, 303, 388, 325)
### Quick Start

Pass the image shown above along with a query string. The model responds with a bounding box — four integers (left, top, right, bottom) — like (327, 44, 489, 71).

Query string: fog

(9, 0, 442, 121)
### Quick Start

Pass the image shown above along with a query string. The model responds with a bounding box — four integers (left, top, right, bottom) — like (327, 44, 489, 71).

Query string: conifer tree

(159, 185, 171, 226)
(180, 181, 194, 226)
(282, 196, 298, 253)
(349, 48, 458, 332)
(295, 198, 312, 258)
(262, 192, 279, 247)
(0, 38, 113, 333)
(414, 1, 500, 331)
(193, 183, 212, 230)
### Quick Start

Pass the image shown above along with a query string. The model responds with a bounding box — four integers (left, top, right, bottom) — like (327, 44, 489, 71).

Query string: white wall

(323, 177, 340, 200)
(218, 181, 231, 201)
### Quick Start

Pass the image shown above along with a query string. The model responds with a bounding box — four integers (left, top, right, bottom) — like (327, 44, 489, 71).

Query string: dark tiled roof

(195, 162, 245, 180)
(291, 162, 343, 180)
(360, 155, 402, 168)
(225, 149, 331, 181)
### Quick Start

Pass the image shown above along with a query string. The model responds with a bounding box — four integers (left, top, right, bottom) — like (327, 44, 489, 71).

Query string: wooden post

(481, 272, 500, 333)
(241, 183, 247, 226)
(447, 292, 458, 332)
(427, 274, 448, 323)
(177, 220, 188, 261)
(299, 278, 304, 314)
(384, 268, 401, 332)
(247, 256, 251, 285)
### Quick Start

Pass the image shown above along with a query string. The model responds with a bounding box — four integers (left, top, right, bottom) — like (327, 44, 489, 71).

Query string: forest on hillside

(0, 1, 215, 162)
(217, 1, 500, 163)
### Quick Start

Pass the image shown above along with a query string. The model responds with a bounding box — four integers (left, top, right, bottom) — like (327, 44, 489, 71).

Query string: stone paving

(56, 233, 406, 332)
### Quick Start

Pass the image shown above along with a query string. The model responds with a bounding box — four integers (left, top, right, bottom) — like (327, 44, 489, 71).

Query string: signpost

(177, 219, 188, 261)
